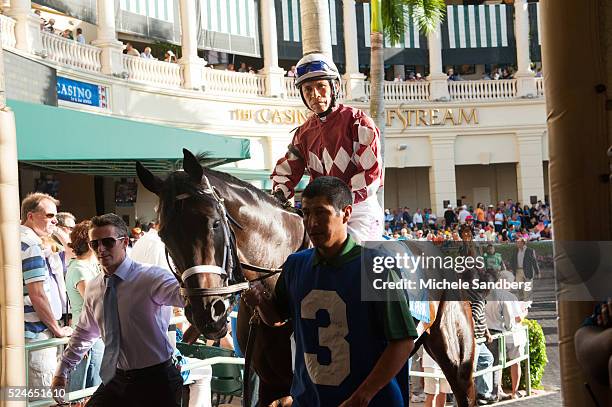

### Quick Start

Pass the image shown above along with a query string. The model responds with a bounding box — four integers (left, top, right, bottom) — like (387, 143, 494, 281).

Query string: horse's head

(136, 149, 242, 339)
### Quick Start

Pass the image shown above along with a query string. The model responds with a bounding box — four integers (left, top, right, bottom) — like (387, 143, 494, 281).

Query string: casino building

(0, 0, 547, 224)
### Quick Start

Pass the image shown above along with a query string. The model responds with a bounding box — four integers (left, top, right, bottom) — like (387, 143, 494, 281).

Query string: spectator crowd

(383, 199, 553, 243)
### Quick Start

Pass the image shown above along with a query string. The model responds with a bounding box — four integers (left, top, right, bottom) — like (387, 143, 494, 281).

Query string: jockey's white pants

(348, 196, 384, 244)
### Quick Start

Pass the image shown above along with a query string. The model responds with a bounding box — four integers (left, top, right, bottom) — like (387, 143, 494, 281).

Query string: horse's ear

(183, 148, 203, 184)
(136, 161, 162, 195)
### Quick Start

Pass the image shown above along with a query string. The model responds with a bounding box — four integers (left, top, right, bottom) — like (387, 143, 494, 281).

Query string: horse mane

(163, 151, 285, 210)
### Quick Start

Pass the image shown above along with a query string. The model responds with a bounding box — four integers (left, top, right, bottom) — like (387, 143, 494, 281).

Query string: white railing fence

(535, 77, 544, 97)
(202, 68, 265, 97)
(364, 81, 430, 102)
(284, 77, 300, 99)
(382, 81, 430, 102)
(0, 14, 17, 49)
(41, 32, 102, 73)
(448, 79, 517, 101)
(122, 54, 182, 88)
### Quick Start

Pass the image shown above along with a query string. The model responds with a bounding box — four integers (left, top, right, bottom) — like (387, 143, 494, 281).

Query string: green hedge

(502, 318, 548, 390)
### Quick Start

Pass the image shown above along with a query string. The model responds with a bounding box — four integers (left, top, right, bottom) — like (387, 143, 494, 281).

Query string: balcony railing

(41, 31, 102, 73)
(448, 79, 517, 101)
(365, 81, 430, 102)
(535, 77, 544, 97)
(284, 77, 300, 98)
(0, 25, 545, 103)
(202, 68, 265, 97)
(0, 15, 17, 49)
(122, 54, 182, 88)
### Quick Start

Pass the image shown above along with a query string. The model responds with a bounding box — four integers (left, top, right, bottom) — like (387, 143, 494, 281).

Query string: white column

(516, 132, 545, 205)
(178, 0, 205, 90)
(5, 0, 41, 53)
(429, 135, 457, 216)
(427, 23, 449, 101)
(514, 0, 537, 97)
(342, 0, 365, 100)
(260, 0, 285, 97)
(91, 0, 124, 75)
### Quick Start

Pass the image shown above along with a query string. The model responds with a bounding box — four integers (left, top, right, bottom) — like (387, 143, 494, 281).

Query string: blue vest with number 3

(283, 249, 405, 407)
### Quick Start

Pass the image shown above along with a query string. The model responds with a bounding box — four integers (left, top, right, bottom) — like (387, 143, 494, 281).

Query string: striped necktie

(100, 274, 121, 384)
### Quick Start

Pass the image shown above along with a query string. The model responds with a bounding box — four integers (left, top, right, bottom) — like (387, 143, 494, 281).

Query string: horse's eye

(212, 220, 221, 229)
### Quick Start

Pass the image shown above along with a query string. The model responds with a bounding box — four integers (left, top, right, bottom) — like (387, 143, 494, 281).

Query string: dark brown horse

(136, 149, 476, 406)
(137, 150, 304, 404)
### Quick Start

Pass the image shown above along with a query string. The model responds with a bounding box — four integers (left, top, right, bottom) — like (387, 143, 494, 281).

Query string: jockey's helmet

(294, 53, 341, 117)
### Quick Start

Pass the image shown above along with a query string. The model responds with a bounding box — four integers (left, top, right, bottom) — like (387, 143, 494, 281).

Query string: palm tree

(369, 0, 445, 131)
(299, 0, 333, 57)
(369, 0, 445, 206)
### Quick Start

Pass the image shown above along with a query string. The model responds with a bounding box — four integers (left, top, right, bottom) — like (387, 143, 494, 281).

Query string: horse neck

(205, 170, 307, 266)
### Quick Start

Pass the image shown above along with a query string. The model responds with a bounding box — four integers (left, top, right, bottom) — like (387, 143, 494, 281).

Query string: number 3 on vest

(301, 290, 350, 386)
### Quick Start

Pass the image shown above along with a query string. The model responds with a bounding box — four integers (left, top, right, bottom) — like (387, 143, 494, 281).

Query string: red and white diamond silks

(271, 104, 383, 205)
(271, 105, 384, 242)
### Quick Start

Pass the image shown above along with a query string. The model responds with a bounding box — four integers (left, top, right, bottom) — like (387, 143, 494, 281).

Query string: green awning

(218, 167, 310, 191)
(8, 99, 250, 176)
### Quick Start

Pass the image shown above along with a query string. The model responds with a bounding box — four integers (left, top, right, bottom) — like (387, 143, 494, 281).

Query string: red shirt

(271, 105, 382, 204)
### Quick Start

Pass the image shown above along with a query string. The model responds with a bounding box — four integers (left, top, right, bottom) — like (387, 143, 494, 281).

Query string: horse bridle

(164, 173, 283, 300)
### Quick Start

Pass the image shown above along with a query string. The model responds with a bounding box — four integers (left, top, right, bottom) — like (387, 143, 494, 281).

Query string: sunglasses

(88, 236, 126, 251)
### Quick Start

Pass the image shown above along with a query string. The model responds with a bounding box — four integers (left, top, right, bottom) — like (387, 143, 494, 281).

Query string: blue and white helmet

(294, 53, 341, 88)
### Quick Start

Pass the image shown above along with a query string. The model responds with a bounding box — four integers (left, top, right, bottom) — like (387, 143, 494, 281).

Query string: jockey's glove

(272, 189, 292, 209)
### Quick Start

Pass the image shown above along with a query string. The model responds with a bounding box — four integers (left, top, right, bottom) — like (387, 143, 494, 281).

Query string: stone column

(260, 0, 285, 97)
(342, 0, 365, 100)
(516, 132, 545, 205)
(428, 135, 457, 216)
(427, 23, 449, 101)
(514, 0, 537, 97)
(178, 0, 205, 90)
(5, 0, 41, 53)
(91, 0, 124, 75)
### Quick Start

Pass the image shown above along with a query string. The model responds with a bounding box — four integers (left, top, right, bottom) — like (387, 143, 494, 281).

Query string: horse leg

(256, 323, 293, 404)
(237, 301, 293, 406)
(426, 301, 477, 407)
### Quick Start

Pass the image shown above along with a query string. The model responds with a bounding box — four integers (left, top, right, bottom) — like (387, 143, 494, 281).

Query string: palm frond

(410, 0, 446, 34)
(381, 0, 406, 46)
(381, 0, 445, 46)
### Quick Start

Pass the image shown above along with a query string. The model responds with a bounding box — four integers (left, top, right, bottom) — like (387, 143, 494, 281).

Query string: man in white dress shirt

(52, 214, 185, 406)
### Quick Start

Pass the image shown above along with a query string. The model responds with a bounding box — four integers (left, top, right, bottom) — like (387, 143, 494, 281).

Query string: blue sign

(56, 76, 108, 108)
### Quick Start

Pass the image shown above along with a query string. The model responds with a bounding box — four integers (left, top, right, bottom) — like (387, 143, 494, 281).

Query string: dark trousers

(87, 359, 182, 407)
(487, 330, 502, 395)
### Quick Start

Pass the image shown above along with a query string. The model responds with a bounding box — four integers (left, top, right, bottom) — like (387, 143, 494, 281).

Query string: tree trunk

(369, 0, 385, 208)
(300, 0, 332, 57)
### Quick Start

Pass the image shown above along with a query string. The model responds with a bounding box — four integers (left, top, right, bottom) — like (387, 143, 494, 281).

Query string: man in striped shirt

(471, 293, 495, 405)
(21, 193, 73, 394)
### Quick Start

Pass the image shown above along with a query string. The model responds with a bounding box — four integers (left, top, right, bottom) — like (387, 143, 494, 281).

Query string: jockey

(271, 53, 384, 243)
